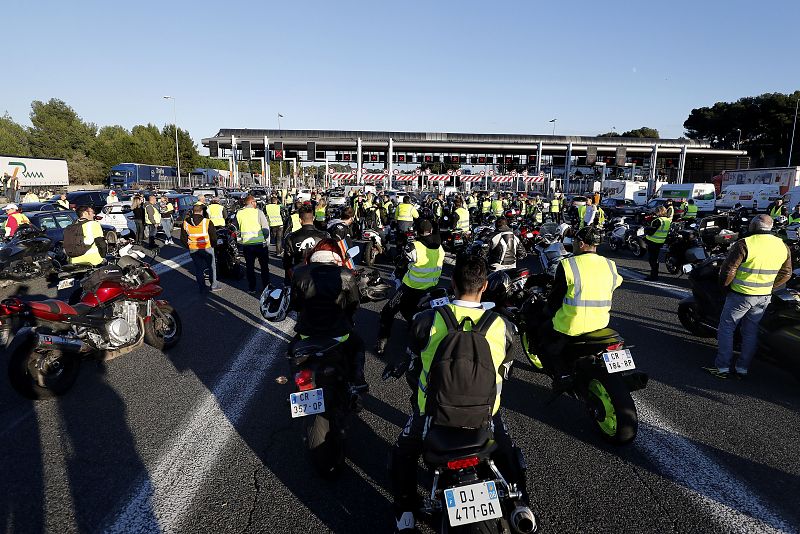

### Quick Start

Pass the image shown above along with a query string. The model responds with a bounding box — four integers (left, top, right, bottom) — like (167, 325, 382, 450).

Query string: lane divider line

(152, 252, 193, 275)
(102, 318, 296, 533)
(617, 267, 690, 299)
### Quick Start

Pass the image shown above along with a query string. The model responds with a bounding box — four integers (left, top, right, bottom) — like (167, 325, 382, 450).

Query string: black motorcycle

(215, 225, 242, 280)
(0, 224, 58, 283)
(663, 225, 707, 275)
(677, 256, 800, 379)
(287, 337, 368, 477)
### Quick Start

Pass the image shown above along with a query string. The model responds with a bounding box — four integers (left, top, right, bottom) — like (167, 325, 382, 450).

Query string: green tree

(684, 91, 800, 166)
(28, 99, 97, 159)
(67, 152, 106, 184)
(162, 124, 200, 171)
(620, 127, 660, 138)
(130, 124, 168, 165)
(597, 131, 621, 138)
(0, 113, 31, 156)
(91, 125, 134, 170)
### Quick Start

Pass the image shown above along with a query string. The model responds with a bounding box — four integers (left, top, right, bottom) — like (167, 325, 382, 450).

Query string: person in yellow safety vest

(144, 195, 162, 249)
(160, 195, 176, 245)
(314, 198, 327, 231)
(481, 196, 492, 215)
(375, 219, 443, 355)
(577, 198, 597, 228)
(207, 198, 226, 228)
(790, 204, 800, 225)
(596, 205, 606, 227)
(22, 190, 39, 203)
(533, 225, 622, 392)
(704, 215, 792, 379)
(644, 206, 672, 281)
(56, 193, 70, 210)
(287, 201, 302, 233)
(683, 199, 698, 220)
(664, 200, 675, 220)
(387, 255, 531, 531)
(767, 198, 787, 219)
(382, 195, 394, 223)
(549, 194, 562, 223)
(466, 193, 477, 210)
(453, 198, 471, 234)
(68, 206, 107, 266)
(491, 196, 504, 217)
(236, 195, 271, 295)
(181, 204, 222, 292)
(264, 196, 285, 255)
(3, 204, 30, 237)
(395, 195, 419, 234)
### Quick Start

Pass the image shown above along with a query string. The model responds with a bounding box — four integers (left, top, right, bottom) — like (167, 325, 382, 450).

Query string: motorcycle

(0, 224, 59, 283)
(677, 256, 800, 379)
(663, 224, 707, 275)
(2, 248, 182, 399)
(215, 225, 243, 280)
(697, 214, 739, 253)
(361, 226, 385, 267)
(606, 217, 647, 258)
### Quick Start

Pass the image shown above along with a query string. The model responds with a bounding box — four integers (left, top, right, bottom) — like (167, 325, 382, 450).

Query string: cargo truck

(108, 163, 177, 188)
(1, 155, 69, 189)
(714, 167, 800, 196)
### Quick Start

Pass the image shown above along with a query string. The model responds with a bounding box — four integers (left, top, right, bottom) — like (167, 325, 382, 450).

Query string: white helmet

(260, 285, 290, 322)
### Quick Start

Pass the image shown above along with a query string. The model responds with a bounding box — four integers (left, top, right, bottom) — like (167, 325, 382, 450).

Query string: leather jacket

(282, 224, 330, 271)
(487, 225, 525, 267)
(290, 262, 360, 338)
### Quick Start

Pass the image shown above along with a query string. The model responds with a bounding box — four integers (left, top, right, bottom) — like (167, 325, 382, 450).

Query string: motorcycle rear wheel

(665, 255, 680, 275)
(585, 374, 638, 446)
(8, 344, 79, 400)
(630, 240, 646, 258)
(304, 413, 345, 478)
(145, 303, 182, 350)
(677, 302, 714, 338)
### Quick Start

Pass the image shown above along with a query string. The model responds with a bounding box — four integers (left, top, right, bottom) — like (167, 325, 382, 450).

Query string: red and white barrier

(523, 176, 545, 183)
(427, 175, 450, 181)
(460, 176, 483, 182)
(491, 175, 514, 183)
(395, 175, 416, 182)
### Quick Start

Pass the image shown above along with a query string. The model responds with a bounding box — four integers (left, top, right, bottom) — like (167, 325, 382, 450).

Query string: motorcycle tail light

(447, 456, 480, 470)
(532, 230, 540, 235)
(606, 342, 624, 351)
(526, 233, 534, 238)
(294, 369, 315, 391)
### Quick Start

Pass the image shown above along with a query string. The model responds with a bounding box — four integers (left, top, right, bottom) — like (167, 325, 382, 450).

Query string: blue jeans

(190, 248, 219, 290)
(715, 291, 771, 374)
(161, 218, 174, 241)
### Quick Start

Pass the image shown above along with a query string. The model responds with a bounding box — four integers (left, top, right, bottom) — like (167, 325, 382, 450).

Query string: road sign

(447, 170, 454, 176)
(479, 170, 485, 176)
(350, 169, 357, 175)
(393, 169, 400, 175)
(383, 169, 390, 174)
(456, 169, 462, 176)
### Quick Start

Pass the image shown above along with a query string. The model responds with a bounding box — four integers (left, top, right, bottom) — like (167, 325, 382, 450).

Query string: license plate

(444, 481, 503, 527)
(289, 388, 325, 418)
(602, 349, 635, 373)
(454, 239, 463, 245)
(57, 278, 75, 290)
(636, 227, 645, 236)
(430, 296, 450, 308)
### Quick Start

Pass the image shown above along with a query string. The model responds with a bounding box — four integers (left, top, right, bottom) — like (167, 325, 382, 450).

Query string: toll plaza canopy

(202, 128, 747, 190)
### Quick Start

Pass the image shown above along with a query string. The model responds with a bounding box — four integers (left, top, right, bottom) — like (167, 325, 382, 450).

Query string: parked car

(600, 198, 643, 217)
(49, 190, 110, 212)
(166, 194, 199, 221)
(97, 201, 137, 237)
(17, 202, 57, 213)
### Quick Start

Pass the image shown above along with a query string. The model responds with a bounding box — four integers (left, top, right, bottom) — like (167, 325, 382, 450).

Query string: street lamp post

(549, 118, 557, 136)
(163, 96, 180, 187)
(789, 98, 799, 167)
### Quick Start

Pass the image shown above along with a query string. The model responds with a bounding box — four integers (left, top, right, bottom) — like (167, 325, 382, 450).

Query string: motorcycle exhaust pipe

(510, 505, 537, 533)
(35, 333, 90, 353)
(622, 371, 649, 392)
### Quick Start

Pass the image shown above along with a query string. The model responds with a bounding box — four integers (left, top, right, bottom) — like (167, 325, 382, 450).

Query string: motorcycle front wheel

(664, 255, 680, 275)
(145, 303, 182, 350)
(304, 413, 345, 478)
(585, 374, 638, 446)
(8, 343, 80, 400)
(630, 239, 646, 258)
(677, 302, 714, 337)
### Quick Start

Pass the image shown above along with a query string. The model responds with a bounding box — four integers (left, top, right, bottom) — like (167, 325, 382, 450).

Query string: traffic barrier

(460, 176, 483, 182)
(427, 175, 450, 181)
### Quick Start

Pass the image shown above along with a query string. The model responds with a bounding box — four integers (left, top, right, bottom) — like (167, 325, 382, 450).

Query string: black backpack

(424, 305, 499, 429)
(63, 219, 91, 258)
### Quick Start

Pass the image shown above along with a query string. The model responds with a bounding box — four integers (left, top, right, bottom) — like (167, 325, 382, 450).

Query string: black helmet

(484, 270, 511, 303)
(574, 225, 603, 246)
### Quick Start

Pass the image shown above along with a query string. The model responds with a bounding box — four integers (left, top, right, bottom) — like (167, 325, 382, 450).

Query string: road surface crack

(245, 464, 262, 531)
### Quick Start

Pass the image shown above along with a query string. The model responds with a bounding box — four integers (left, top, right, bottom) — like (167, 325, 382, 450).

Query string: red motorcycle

(2, 255, 181, 399)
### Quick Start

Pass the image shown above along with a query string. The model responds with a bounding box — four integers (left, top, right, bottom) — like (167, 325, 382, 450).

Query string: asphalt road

(1, 240, 798, 534)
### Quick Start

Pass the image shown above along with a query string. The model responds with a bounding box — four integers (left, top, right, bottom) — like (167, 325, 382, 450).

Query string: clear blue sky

(4, 0, 799, 151)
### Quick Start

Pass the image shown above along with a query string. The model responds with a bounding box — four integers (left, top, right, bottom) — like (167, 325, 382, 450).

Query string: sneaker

(394, 511, 416, 533)
(703, 367, 730, 379)
(210, 285, 223, 292)
(375, 338, 388, 355)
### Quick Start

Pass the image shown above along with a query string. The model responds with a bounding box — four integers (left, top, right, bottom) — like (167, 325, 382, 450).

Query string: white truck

(602, 180, 649, 205)
(1, 155, 69, 189)
(719, 167, 800, 195)
(716, 184, 781, 211)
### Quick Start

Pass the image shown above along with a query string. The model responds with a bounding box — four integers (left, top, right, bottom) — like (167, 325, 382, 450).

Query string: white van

(656, 183, 716, 212)
(783, 187, 800, 212)
(717, 184, 781, 211)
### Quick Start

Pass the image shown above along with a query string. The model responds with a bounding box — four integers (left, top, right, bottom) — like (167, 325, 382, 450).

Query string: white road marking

(617, 266, 690, 298)
(152, 252, 192, 275)
(636, 402, 796, 534)
(102, 317, 296, 533)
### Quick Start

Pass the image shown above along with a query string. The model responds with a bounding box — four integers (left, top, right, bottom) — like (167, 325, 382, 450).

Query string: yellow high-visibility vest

(402, 241, 444, 290)
(207, 204, 225, 228)
(553, 254, 622, 336)
(265, 204, 283, 227)
(730, 234, 788, 296)
(236, 207, 265, 244)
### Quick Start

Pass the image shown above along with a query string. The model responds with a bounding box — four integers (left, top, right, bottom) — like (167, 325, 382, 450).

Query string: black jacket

(282, 224, 330, 270)
(290, 262, 360, 338)
(487, 225, 525, 267)
(327, 219, 353, 244)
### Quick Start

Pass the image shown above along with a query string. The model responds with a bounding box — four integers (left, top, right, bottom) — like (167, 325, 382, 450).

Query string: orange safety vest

(183, 218, 211, 250)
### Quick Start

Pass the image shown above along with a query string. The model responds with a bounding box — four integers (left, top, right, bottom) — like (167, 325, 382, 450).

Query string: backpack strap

(472, 309, 498, 336)
(436, 305, 461, 334)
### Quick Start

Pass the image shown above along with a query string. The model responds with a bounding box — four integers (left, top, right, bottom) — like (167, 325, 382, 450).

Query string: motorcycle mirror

(347, 246, 360, 258)
(269, 288, 282, 299)
(482, 302, 496, 310)
(682, 264, 694, 274)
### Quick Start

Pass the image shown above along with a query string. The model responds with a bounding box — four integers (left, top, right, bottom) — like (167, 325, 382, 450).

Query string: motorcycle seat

(291, 337, 341, 358)
(423, 425, 497, 466)
(571, 328, 622, 345)
(28, 300, 80, 317)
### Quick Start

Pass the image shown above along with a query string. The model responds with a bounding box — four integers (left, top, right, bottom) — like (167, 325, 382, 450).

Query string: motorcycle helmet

(484, 270, 511, 304)
(359, 271, 393, 302)
(260, 285, 290, 322)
